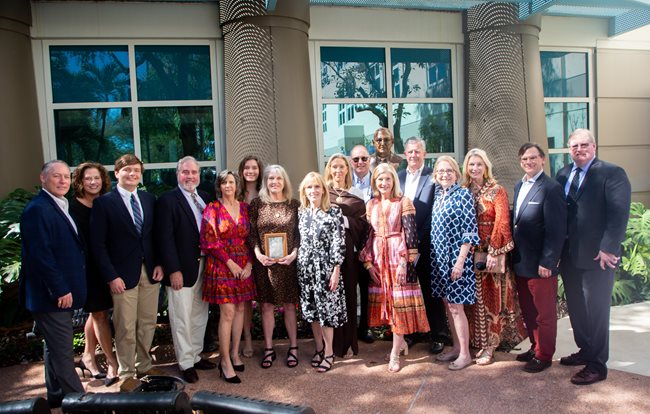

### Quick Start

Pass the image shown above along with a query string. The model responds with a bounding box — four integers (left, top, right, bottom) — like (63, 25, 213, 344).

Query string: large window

(45, 43, 221, 191)
(317, 45, 458, 167)
(541, 51, 592, 176)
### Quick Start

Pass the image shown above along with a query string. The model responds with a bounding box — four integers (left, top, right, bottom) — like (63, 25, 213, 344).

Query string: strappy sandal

(261, 348, 276, 369)
(475, 348, 494, 366)
(286, 346, 299, 368)
(311, 349, 324, 367)
(317, 354, 334, 373)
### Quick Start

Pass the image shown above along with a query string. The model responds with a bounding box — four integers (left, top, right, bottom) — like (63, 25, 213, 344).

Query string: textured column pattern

(464, 3, 546, 194)
(219, 0, 317, 182)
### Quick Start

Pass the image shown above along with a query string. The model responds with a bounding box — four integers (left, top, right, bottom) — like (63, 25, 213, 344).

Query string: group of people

(19, 127, 631, 409)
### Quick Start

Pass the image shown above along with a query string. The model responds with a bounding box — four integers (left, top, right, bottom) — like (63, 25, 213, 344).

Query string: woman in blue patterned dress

(430, 156, 480, 371)
(297, 172, 347, 372)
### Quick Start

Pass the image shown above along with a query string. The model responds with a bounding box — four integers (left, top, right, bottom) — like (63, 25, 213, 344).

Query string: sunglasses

(352, 157, 369, 162)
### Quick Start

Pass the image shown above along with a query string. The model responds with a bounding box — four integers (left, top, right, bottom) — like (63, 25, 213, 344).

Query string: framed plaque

(264, 233, 288, 261)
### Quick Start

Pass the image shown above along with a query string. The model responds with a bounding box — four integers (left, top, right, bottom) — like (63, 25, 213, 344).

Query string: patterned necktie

(568, 167, 582, 201)
(190, 192, 204, 213)
(131, 193, 143, 234)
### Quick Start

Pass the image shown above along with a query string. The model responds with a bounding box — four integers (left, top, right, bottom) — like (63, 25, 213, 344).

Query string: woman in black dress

(70, 162, 119, 386)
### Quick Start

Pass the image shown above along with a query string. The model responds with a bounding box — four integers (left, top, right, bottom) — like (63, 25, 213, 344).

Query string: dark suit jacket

(556, 158, 631, 270)
(155, 187, 210, 288)
(511, 172, 567, 278)
(19, 190, 87, 313)
(90, 187, 158, 289)
(398, 166, 434, 247)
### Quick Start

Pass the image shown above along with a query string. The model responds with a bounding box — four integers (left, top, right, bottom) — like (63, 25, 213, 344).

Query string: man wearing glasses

(556, 128, 631, 385)
(350, 145, 373, 203)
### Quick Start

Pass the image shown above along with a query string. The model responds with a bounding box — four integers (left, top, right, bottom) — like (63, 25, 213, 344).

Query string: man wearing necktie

(20, 161, 86, 409)
(155, 156, 215, 383)
(555, 129, 631, 385)
(91, 154, 163, 391)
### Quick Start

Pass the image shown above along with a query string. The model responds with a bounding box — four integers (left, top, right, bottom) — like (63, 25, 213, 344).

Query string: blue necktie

(131, 193, 143, 234)
(568, 167, 582, 201)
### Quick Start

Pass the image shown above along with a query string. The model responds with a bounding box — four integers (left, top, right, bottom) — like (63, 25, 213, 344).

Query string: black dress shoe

(570, 367, 606, 385)
(516, 349, 535, 362)
(194, 359, 217, 370)
(359, 330, 375, 344)
(429, 341, 445, 354)
(523, 358, 552, 373)
(560, 353, 587, 366)
(182, 367, 199, 383)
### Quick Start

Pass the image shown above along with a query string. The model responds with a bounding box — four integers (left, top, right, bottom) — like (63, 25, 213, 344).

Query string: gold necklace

(331, 187, 345, 203)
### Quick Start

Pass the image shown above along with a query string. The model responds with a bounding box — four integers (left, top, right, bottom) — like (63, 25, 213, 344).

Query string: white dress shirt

(117, 185, 144, 226)
(179, 186, 205, 231)
(42, 188, 77, 234)
(403, 165, 424, 201)
(515, 170, 543, 218)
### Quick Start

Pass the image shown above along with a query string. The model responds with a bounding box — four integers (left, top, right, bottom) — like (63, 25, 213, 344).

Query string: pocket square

(528, 201, 540, 205)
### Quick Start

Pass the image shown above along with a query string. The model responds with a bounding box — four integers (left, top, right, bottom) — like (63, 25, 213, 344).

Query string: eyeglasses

(520, 155, 539, 162)
(352, 157, 369, 163)
(569, 142, 592, 151)
(436, 169, 455, 176)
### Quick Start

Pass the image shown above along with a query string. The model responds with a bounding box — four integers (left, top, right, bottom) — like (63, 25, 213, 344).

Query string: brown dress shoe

(137, 367, 165, 378)
(516, 349, 535, 362)
(560, 353, 587, 366)
(570, 367, 606, 385)
(119, 377, 142, 393)
(182, 367, 199, 383)
(523, 358, 552, 373)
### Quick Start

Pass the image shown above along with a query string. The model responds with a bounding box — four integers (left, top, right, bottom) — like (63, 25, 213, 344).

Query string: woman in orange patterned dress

(462, 149, 526, 365)
(359, 164, 430, 373)
(201, 170, 256, 383)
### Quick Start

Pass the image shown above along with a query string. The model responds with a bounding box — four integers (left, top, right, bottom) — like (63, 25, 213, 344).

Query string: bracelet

(363, 262, 374, 270)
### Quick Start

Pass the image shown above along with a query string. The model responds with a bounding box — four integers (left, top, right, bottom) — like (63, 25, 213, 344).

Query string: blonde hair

(433, 155, 461, 185)
(461, 148, 496, 187)
(568, 128, 596, 145)
(299, 172, 331, 212)
(259, 164, 292, 203)
(324, 153, 353, 190)
(371, 163, 402, 198)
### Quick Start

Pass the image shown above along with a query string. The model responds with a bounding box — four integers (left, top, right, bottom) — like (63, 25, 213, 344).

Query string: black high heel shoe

(104, 376, 119, 387)
(232, 363, 245, 372)
(218, 362, 241, 384)
(76, 360, 106, 379)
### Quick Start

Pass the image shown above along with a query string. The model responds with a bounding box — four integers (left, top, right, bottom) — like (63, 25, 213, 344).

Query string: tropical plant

(613, 202, 650, 305)
(0, 189, 37, 293)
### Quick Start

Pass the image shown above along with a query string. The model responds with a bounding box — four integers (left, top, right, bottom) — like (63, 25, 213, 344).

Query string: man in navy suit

(91, 154, 163, 389)
(155, 156, 215, 383)
(556, 129, 631, 385)
(511, 143, 567, 373)
(398, 137, 447, 353)
(20, 160, 86, 408)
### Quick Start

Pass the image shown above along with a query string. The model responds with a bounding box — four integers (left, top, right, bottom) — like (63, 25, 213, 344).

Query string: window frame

(313, 41, 463, 167)
(40, 39, 225, 175)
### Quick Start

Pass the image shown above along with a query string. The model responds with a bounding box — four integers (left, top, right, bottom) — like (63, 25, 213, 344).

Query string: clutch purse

(474, 251, 506, 274)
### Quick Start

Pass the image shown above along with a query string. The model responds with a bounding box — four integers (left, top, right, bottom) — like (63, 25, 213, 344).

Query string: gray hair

(568, 128, 596, 145)
(41, 160, 70, 177)
(404, 136, 426, 152)
(176, 156, 200, 174)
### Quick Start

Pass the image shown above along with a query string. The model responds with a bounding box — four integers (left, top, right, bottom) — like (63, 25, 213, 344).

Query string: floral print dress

(297, 205, 347, 327)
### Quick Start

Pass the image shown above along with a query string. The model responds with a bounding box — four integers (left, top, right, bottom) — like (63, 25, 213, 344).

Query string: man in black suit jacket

(511, 144, 567, 373)
(155, 156, 215, 383)
(556, 129, 631, 385)
(398, 137, 447, 353)
(20, 161, 86, 408)
(91, 154, 163, 388)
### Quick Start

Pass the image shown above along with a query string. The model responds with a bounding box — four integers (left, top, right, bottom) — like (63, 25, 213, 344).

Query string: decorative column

(464, 3, 546, 193)
(0, 0, 43, 196)
(219, 0, 317, 183)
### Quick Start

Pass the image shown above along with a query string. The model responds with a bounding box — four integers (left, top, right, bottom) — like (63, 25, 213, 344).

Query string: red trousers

(516, 276, 558, 362)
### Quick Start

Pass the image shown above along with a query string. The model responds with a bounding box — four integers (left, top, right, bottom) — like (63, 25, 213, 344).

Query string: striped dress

(359, 197, 430, 335)
(200, 200, 257, 304)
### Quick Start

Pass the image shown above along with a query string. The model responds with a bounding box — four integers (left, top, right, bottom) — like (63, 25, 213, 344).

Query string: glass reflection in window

(545, 102, 588, 149)
(50, 45, 130, 103)
(549, 153, 572, 177)
(136, 45, 212, 101)
(391, 48, 451, 98)
(322, 103, 386, 157)
(541, 52, 588, 98)
(320, 47, 386, 99)
(139, 106, 215, 163)
(393, 103, 454, 154)
(54, 108, 133, 166)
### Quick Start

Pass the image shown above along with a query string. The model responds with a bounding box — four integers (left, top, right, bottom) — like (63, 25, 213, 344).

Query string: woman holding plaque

(200, 170, 256, 383)
(237, 155, 264, 358)
(297, 172, 347, 372)
(249, 165, 301, 369)
(323, 154, 368, 358)
(359, 163, 430, 373)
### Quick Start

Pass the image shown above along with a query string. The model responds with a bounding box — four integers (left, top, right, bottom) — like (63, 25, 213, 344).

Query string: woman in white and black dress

(297, 172, 347, 372)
